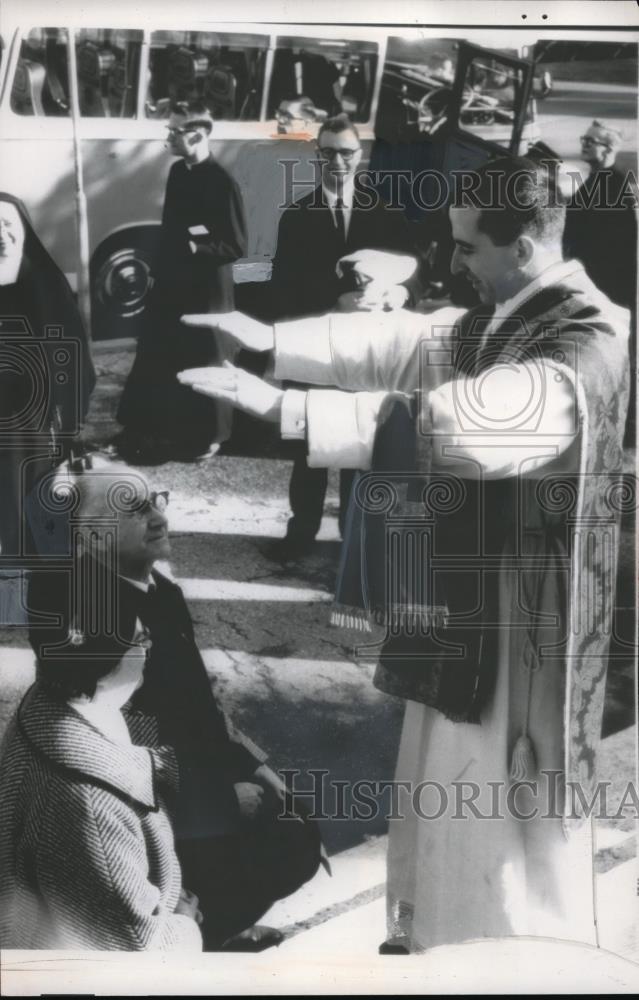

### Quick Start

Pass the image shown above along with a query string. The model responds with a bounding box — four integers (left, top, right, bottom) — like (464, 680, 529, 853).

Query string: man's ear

(516, 234, 535, 267)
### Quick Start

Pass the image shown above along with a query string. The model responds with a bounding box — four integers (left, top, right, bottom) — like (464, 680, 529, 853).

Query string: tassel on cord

(510, 638, 537, 781)
(329, 607, 372, 632)
(510, 734, 536, 782)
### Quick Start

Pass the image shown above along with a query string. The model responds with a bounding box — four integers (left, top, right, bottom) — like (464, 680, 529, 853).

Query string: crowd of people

(0, 96, 635, 954)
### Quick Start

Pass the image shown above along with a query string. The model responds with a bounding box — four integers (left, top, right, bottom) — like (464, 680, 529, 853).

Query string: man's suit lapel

(305, 186, 344, 256)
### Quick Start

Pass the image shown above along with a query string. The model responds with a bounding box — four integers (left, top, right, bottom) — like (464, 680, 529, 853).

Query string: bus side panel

(80, 138, 169, 254)
(0, 134, 331, 283)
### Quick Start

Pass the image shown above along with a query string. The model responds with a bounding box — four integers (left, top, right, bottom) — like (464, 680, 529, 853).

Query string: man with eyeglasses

(26, 456, 322, 950)
(563, 120, 637, 311)
(564, 119, 637, 441)
(116, 99, 248, 464)
(269, 112, 422, 561)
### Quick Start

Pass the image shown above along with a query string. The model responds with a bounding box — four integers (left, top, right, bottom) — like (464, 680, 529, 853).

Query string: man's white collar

(120, 573, 154, 593)
(120, 563, 173, 592)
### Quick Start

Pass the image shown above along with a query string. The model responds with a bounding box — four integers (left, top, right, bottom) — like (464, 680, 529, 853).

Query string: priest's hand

(178, 362, 284, 421)
(181, 310, 275, 352)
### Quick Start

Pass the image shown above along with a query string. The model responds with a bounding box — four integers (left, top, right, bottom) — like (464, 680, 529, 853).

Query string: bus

(0, 13, 610, 339)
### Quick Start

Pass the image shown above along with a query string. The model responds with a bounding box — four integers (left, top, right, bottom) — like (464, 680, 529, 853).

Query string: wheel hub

(94, 247, 153, 318)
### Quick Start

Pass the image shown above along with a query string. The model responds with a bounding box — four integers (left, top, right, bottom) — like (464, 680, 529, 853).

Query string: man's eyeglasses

(317, 147, 360, 162)
(580, 136, 609, 148)
(126, 491, 170, 517)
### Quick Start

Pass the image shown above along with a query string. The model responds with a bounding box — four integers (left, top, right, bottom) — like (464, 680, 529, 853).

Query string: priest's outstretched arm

(181, 306, 465, 393)
(178, 358, 578, 480)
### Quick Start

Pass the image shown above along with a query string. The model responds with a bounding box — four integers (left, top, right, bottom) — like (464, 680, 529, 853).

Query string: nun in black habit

(0, 193, 95, 569)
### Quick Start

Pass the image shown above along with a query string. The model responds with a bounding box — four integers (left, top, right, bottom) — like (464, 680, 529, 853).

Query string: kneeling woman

(0, 624, 202, 951)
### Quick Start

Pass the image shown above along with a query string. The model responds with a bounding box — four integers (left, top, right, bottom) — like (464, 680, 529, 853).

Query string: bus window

(457, 54, 525, 148)
(75, 29, 142, 117)
(267, 36, 378, 127)
(145, 30, 268, 120)
(10, 27, 70, 116)
(376, 37, 459, 141)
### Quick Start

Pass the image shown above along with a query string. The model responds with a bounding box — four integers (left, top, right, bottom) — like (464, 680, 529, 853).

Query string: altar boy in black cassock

(116, 100, 247, 463)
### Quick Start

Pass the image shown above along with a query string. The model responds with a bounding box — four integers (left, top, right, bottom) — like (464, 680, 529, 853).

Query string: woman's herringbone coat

(0, 684, 202, 951)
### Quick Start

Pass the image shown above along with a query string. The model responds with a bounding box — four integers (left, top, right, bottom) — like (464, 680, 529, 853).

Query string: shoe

(194, 442, 221, 461)
(378, 939, 410, 955)
(171, 441, 221, 462)
(175, 442, 221, 463)
(262, 537, 315, 563)
(220, 925, 284, 952)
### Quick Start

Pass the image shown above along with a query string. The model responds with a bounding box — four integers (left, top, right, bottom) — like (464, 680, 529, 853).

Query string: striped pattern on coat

(0, 684, 202, 951)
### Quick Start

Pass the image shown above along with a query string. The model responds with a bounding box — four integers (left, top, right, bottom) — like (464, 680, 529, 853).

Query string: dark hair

(169, 99, 214, 131)
(28, 568, 145, 701)
(38, 649, 133, 701)
(318, 113, 360, 143)
(457, 156, 566, 247)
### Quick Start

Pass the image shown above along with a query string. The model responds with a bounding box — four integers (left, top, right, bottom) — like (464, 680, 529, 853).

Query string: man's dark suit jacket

(563, 165, 637, 310)
(270, 180, 422, 320)
(126, 569, 265, 841)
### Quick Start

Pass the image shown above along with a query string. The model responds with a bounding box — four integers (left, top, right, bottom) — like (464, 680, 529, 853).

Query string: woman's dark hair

(27, 567, 143, 701)
(38, 649, 132, 701)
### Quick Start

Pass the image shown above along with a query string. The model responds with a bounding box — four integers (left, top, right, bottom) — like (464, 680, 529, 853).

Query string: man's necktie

(335, 197, 346, 245)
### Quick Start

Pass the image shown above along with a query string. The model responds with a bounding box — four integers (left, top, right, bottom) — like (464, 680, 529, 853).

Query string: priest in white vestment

(178, 157, 630, 953)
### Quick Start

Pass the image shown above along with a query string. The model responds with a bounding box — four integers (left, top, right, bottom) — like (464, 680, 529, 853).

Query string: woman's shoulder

(0, 703, 45, 794)
(14, 685, 161, 811)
